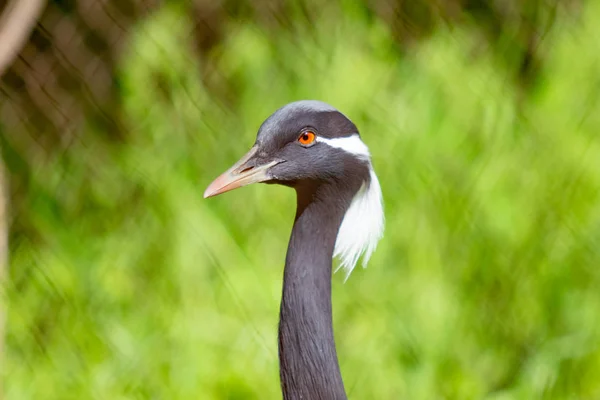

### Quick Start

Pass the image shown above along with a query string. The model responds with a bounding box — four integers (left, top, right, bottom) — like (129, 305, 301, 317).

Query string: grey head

(203, 100, 373, 198)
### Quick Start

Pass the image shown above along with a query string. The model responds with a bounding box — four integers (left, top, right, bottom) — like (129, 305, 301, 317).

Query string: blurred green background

(2, 0, 600, 398)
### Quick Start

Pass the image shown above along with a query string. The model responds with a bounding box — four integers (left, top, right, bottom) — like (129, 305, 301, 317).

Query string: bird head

(204, 100, 372, 197)
(204, 100, 384, 277)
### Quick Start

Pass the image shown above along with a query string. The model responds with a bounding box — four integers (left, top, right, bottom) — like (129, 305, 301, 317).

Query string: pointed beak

(204, 146, 280, 198)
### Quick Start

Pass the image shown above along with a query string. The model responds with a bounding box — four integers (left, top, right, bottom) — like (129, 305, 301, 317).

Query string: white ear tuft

(333, 167, 385, 280)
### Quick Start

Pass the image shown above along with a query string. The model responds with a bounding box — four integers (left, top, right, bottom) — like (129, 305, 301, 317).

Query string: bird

(204, 100, 384, 400)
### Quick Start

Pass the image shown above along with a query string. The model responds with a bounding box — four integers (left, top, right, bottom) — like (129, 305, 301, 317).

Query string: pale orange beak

(204, 146, 280, 198)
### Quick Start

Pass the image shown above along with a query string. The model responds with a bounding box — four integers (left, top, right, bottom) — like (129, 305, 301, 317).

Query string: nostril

(240, 166, 254, 173)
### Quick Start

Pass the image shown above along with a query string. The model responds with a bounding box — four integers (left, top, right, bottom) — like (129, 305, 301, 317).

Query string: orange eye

(298, 131, 316, 146)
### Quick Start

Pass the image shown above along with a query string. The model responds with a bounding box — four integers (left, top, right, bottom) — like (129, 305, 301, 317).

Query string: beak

(204, 146, 280, 198)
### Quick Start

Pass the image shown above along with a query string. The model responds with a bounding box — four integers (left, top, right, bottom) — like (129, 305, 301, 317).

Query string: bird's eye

(298, 131, 316, 146)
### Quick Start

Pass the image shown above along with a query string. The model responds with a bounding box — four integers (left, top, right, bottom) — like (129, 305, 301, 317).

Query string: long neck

(278, 184, 351, 400)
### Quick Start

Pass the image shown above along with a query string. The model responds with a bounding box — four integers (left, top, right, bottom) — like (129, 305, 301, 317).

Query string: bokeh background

(1, 0, 600, 398)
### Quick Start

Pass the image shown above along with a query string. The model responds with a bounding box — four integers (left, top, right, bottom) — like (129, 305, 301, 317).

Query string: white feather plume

(333, 168, 384, 280)
(317, 134, 385, 279)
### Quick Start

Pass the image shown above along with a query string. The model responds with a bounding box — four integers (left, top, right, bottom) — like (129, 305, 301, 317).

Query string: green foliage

(4, 2, 600, 399)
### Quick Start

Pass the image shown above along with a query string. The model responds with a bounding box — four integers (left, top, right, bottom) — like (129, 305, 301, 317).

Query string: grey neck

(278, 183, 355, 400)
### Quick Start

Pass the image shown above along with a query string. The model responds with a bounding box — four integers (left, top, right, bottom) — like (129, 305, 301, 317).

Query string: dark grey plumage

(205, 100, 383, 400)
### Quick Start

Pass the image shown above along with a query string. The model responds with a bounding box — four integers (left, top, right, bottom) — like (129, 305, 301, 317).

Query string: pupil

(303, 134, 308, 141)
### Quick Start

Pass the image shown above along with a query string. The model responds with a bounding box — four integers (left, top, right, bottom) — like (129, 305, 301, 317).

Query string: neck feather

(278, 183, 354, 400)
